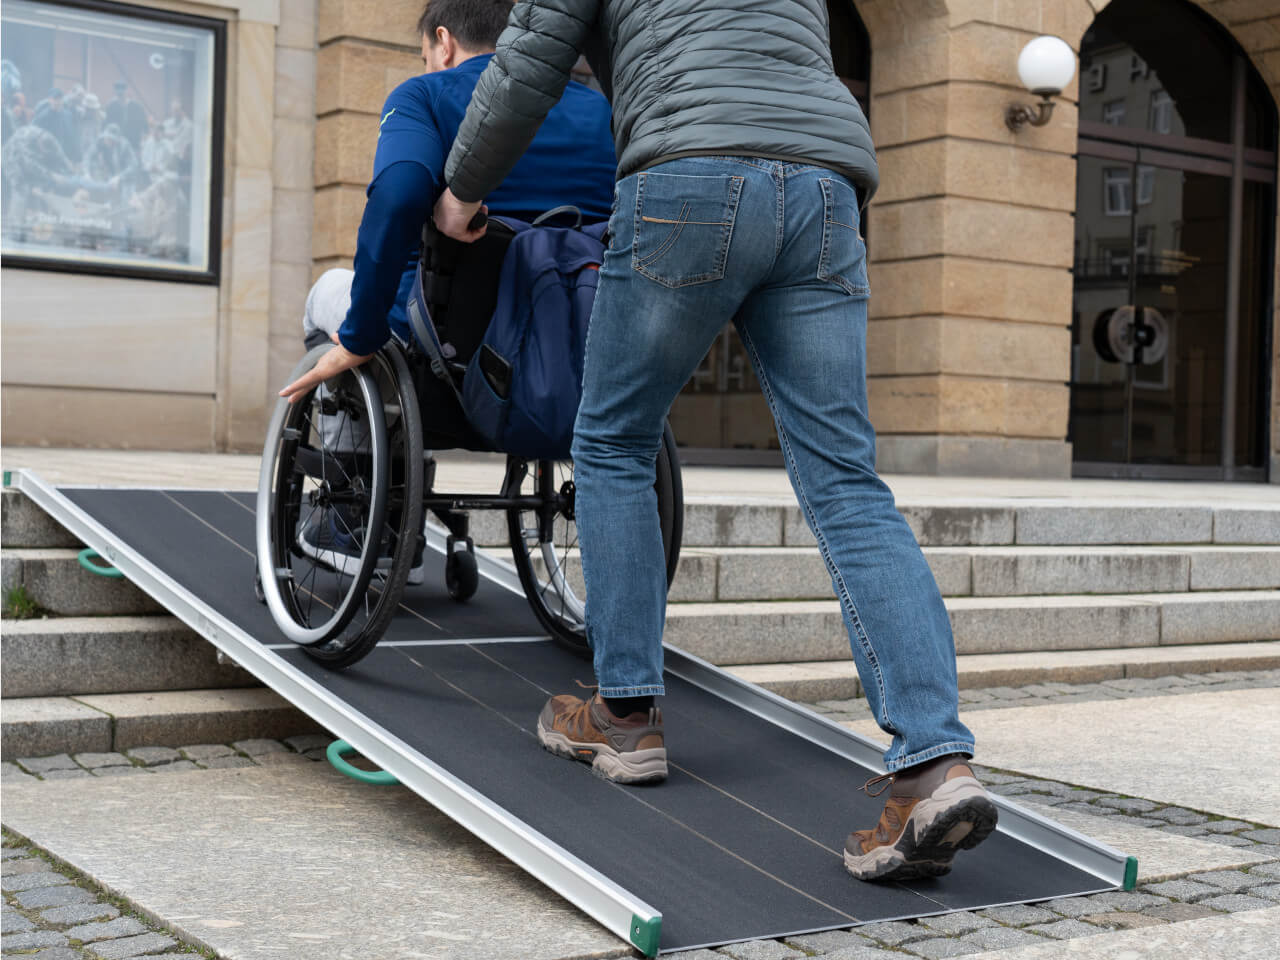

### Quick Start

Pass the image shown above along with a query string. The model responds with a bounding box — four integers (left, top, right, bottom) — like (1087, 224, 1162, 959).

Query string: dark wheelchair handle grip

(468, 210, 488, 231)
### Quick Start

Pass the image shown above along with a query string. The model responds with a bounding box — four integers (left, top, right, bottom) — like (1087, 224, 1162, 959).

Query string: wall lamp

(1006, 35, 1077, 131)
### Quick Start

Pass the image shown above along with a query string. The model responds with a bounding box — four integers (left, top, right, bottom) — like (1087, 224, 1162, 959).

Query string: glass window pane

(1, 0, 218, 276)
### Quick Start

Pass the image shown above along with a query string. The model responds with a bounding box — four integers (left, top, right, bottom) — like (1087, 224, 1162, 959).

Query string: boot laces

(861, 772, 895, 798)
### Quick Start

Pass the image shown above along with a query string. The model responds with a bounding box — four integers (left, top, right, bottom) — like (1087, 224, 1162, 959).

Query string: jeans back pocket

(817, 177, 869, 298)
(632, 172, 744, 288)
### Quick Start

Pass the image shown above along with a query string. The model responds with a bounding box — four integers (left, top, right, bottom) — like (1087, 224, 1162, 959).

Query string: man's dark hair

(417, 0, 511, 51)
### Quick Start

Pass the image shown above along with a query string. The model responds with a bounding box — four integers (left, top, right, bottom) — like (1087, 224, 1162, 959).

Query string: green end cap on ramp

(630, 914, 661, 957)
(326, 740, 399, 785)
(1124, 856, 1139, 891)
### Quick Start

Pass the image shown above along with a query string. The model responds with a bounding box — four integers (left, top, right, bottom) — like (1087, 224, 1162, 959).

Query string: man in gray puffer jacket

(434, 0, 997, 884)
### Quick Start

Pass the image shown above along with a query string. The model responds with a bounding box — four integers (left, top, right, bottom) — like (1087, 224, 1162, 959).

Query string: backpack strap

(407, 258, 466, 408)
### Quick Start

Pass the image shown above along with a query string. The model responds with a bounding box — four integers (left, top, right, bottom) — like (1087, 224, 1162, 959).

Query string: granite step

(724, 640, 1280, 703)
(664, 590, 1280, 665)
(2, 548, 164, 617)
(1, 488, 81, 549)
(0, 688, 324, 757)
(468, 497, 1280, 548)
(0, 615, 257, 698)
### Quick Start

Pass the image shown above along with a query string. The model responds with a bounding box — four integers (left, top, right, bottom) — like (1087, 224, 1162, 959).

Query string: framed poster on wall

(1, 0, 224, 282)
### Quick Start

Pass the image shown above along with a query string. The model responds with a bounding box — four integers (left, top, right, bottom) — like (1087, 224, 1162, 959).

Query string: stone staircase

(1, 489, 321, 757)
(3, 483, 1278, 756)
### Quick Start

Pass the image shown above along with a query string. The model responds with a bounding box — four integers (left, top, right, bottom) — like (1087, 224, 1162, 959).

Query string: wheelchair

(255, 215, 684, 670)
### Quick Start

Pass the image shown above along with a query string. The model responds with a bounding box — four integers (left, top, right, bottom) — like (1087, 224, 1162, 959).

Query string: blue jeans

(571, 157, 974, 771)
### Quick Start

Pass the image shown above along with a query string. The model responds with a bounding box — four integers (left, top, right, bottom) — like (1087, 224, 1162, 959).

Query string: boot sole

(844, 777, 999, 882)
(536, 719, 668, 785)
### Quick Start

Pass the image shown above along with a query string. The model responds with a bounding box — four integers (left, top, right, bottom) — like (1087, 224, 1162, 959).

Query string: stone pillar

(855, 0, 1095, 477)
(312, 1, 422, 279)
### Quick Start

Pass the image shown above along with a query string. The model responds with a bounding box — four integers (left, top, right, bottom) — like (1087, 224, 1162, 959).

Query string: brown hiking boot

(844, 754, 998, 882)
(536, 692, 667, 784)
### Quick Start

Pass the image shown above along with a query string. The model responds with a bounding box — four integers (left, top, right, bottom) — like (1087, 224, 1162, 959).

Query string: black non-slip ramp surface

(58, 486, 1117, 953)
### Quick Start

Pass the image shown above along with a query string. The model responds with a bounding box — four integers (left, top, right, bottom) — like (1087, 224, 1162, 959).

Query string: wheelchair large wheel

(256, 343, 424, 668)
(506, 422, 683, 657)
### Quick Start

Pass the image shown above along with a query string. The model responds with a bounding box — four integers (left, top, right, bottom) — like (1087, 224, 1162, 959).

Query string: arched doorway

(668, 1, 870, 464)
(1069, 0, 1277, 480)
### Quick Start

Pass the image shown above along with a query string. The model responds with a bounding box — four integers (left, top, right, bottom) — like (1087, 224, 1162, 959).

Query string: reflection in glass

(1, 0, 217, 275)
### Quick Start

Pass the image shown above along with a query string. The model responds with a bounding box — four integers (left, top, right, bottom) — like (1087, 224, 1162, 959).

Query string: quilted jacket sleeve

(444, 0, 602, 202)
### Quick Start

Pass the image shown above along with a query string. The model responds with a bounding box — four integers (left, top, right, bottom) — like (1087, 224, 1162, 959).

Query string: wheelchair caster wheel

(445, 535, 478, 602)
(254, 570, 266, 605)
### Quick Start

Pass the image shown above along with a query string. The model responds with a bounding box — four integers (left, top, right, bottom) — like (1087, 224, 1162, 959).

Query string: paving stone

(149, 761, 199, 774)
(40, 903, 120, 925)
(1250, 862, 1280, 879)
(855, 920, 930, 946)
(1202, 819, 1254, 834)
(92, 765, 146, 777)
(784, 930, 872, 953)
(1062, 790, 1105, 802)
(1046, 897, 1112, 918)
(821, 945, 900, 960)
(972, 772, 1022, 785)
(1143, 879, 1221, 901)
(1104, 813, 1160, 828)
(916, 913, 995, 936)
(1052, 801, 1102, 816)
(1143, 903, 1225, 922)
(1, 846, 28, 858)
(3, 858, 49, 875)
(1147, 807, 1208, 825)
(958, 926, 1047, 950)
(231, 738, 286, 756)
(1249, 883, 1280, 901)
(1, 930, 69, 951)
(86, 932, 178, 959)
(1, 911, 35, 933)
(1081, 911, 1166, 930)
(16, 754, 78, 773)
(1241, 828, 1280, 844)
(64, 917, 149, 942)
(1, 870, 72, 892)
(31, 949, 82, 960)
(199, 756, 253, 769)
(666, 951, 721, 960)
(284, 733, 330, 753)
(959, 690, 996, 703)
(1085, 891, 1168, 912)
(976, 904, 1057, 926)
(41, 769, 92, 780)
(1198, 894, 1274, 912)
(124, 747, 181, 767)
(1095, 797, 1159, 813)
(14, 885, 94, 909)
(1, 761, 37, 781)
(717, 940, 804, 960)
(178, 744, 234, 761)
(1025, 919, 1100, 939)
(1198, 833, 1256, 847)
(72, 752, 131, 769)
(1188, 870, 1269, 892)
(301, 748, 327, 761)
(1159, 823, 1210, 837)
(985, 686, 1032, 700)
(1245, 843, 1280, 860)
(902, 937, 978, 958)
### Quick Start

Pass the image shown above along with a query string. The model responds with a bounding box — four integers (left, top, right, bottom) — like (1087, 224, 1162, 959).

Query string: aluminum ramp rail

(10, 469, 1135, 956)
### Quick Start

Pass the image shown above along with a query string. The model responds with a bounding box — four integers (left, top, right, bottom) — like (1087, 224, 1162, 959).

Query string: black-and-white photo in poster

(1, 0, 219, 278)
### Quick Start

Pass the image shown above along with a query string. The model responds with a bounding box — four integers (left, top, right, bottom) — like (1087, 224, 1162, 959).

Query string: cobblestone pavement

(3, 673, 1279, 958)
(1, 833, 211, 959)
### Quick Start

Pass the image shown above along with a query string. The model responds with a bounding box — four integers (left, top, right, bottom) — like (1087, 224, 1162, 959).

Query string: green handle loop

(78, 548, 124, 579)
(326, 740, 398, 785)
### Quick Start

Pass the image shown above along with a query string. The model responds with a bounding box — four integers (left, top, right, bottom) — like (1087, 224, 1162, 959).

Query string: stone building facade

(2, 0, 1276, 484)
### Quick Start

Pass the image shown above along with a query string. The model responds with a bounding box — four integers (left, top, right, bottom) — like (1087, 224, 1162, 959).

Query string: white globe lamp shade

(1017, 36, 1076, 96)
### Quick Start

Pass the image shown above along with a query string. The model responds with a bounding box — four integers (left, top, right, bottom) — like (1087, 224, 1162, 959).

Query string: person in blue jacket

(281, 0, 616, 577)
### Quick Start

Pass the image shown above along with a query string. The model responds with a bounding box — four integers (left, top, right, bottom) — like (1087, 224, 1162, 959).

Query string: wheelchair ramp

(12, 470, 1134, 957)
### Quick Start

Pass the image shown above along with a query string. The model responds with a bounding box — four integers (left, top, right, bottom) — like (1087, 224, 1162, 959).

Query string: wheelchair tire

(445, 539, 479, 602)
(256, 343, 423, 668)
(506, 421, 683, 658)
(301, 344, 425, 669)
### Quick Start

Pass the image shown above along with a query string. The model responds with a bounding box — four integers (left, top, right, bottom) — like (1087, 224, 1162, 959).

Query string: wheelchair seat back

(419, 218, 517, 368)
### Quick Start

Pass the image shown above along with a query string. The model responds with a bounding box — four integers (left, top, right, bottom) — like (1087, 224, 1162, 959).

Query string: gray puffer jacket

(444, 0, 877, 204)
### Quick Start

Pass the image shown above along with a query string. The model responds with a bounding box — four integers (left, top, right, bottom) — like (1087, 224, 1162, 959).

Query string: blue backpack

(408, 213, 606, 461)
